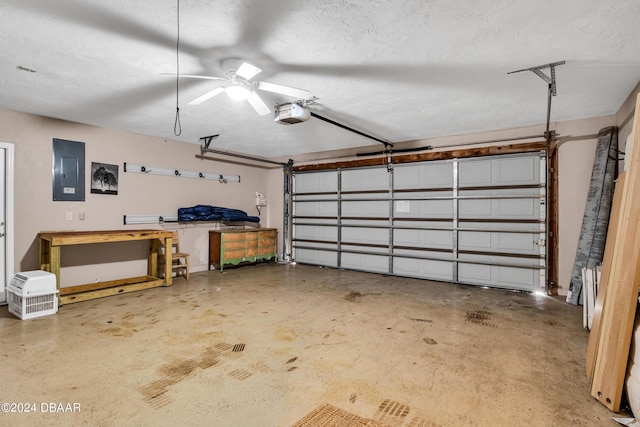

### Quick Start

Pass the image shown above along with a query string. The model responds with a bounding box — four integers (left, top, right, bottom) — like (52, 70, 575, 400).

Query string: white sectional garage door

(292, 152, 546, 292)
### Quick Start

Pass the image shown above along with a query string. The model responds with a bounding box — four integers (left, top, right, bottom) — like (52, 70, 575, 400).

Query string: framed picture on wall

(91, 162, 119, 195)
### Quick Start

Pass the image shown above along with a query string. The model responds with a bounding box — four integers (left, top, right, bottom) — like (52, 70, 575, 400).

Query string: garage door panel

(342, 168, 388, 191)
(342, 200, 388, 217)
(458, 231, 491, 249)
(393, 199, 453, 217)
(295, 171, 338, 193)
(459, 199, 539, 218)
(496, 157, 538, 183)
(459, 156, 540, 187)
(294, 201, 338, 216)
(458, 231, 538, 253)
(497, 266, 538, 288)
(496, 233, 538, 252)
(294, 225, 337, 241)
(459, 199, 492, 216)
(341, 253, 389, 273)
(458, 263, 537, 290)
(394, 162, 453, 188)
(493, 199, 539, 217)
(394, 229, 452, 249)
(342, 227, 389, 245)
(394, 257, 453, 281)
(459, 161, 492, 185)
(459, 263, 492, 281)
(295, 248, 338, 267)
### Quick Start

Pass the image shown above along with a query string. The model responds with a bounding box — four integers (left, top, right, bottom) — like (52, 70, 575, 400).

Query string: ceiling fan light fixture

(225, 85, 250, 101)
(236, 62, 262, 80)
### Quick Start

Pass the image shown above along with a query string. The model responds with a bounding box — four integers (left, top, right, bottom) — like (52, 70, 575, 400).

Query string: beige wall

(1, 108, 275, 286)
(555, 116, 614, 292)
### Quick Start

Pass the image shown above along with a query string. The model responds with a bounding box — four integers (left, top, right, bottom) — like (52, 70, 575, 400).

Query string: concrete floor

(0, 263, 622, 426)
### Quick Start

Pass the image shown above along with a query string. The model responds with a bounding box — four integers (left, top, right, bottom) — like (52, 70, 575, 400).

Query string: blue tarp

(178, 205, 260, 223)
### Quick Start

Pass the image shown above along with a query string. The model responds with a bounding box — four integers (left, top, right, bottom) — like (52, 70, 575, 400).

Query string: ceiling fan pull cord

(173, 0, 182, 136)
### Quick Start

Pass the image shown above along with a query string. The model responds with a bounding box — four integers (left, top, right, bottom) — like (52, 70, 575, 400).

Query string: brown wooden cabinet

(209, 228, 277, 271)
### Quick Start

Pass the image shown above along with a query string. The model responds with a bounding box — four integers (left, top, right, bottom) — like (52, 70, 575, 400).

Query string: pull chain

(173, 0, 182, 136)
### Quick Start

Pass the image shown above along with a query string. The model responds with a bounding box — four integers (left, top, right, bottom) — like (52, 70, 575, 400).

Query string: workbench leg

(50, 246, 61, 303)
(39, 238, 51, 271)
(149, 239, 159, 278)
(163, 236, 172, 286)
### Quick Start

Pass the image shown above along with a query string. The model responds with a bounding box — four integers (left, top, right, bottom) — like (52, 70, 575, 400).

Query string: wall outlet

(79, 212, 85, 220)
(65, 211, 73, 221)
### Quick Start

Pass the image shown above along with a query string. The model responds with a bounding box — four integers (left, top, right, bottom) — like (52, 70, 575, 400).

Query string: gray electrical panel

(52, 138, 85, 201)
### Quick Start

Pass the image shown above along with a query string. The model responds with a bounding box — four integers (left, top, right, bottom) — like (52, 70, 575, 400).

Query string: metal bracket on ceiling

(199, 134, 220, 150)
(508, 61, 565, 96)
(385, 147, 394, 172)
(508, 60, 565, 295)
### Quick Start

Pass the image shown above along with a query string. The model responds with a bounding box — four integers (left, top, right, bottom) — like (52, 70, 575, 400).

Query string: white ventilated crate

(7, 270, 58, 320)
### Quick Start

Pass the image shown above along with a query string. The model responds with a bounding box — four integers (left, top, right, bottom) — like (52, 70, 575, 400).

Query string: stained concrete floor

(0, 263, 622, 426)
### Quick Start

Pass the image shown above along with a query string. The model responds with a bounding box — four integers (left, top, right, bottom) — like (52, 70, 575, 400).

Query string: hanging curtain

(567, 126, 619, 305)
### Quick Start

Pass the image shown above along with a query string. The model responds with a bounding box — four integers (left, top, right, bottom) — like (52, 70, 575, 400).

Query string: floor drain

(232, 343, 246, 352)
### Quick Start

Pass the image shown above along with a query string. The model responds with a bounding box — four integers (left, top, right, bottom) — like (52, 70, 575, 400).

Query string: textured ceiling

(1, 0, 639, 158)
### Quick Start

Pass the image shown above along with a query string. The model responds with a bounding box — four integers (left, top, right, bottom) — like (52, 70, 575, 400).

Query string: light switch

(79, 212, 85, 220)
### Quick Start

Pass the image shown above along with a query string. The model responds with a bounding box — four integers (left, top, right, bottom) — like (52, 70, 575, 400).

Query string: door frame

(0, 142, 14, 304)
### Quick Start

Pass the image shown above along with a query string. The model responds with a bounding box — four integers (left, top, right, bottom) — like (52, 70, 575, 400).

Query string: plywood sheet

(586, 172, 626, 381)
(589, 94, 640, 411)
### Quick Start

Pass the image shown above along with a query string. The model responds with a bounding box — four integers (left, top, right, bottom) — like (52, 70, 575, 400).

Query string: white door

(0, 143, 14, 305)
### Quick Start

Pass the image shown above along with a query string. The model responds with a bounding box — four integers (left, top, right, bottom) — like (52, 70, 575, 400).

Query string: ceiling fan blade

(161, 73, 225, 81)
(255, 81, 311, 99)
(246, 91, 271, 116)
(188, 87, 225, 105)
(236, 62, 262, 81)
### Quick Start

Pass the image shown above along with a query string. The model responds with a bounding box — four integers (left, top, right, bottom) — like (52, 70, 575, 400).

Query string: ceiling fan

(167, 59, 312, 116)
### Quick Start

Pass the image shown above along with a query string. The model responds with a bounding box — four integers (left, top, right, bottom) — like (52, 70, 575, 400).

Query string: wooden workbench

(39, 229, 173, 305)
